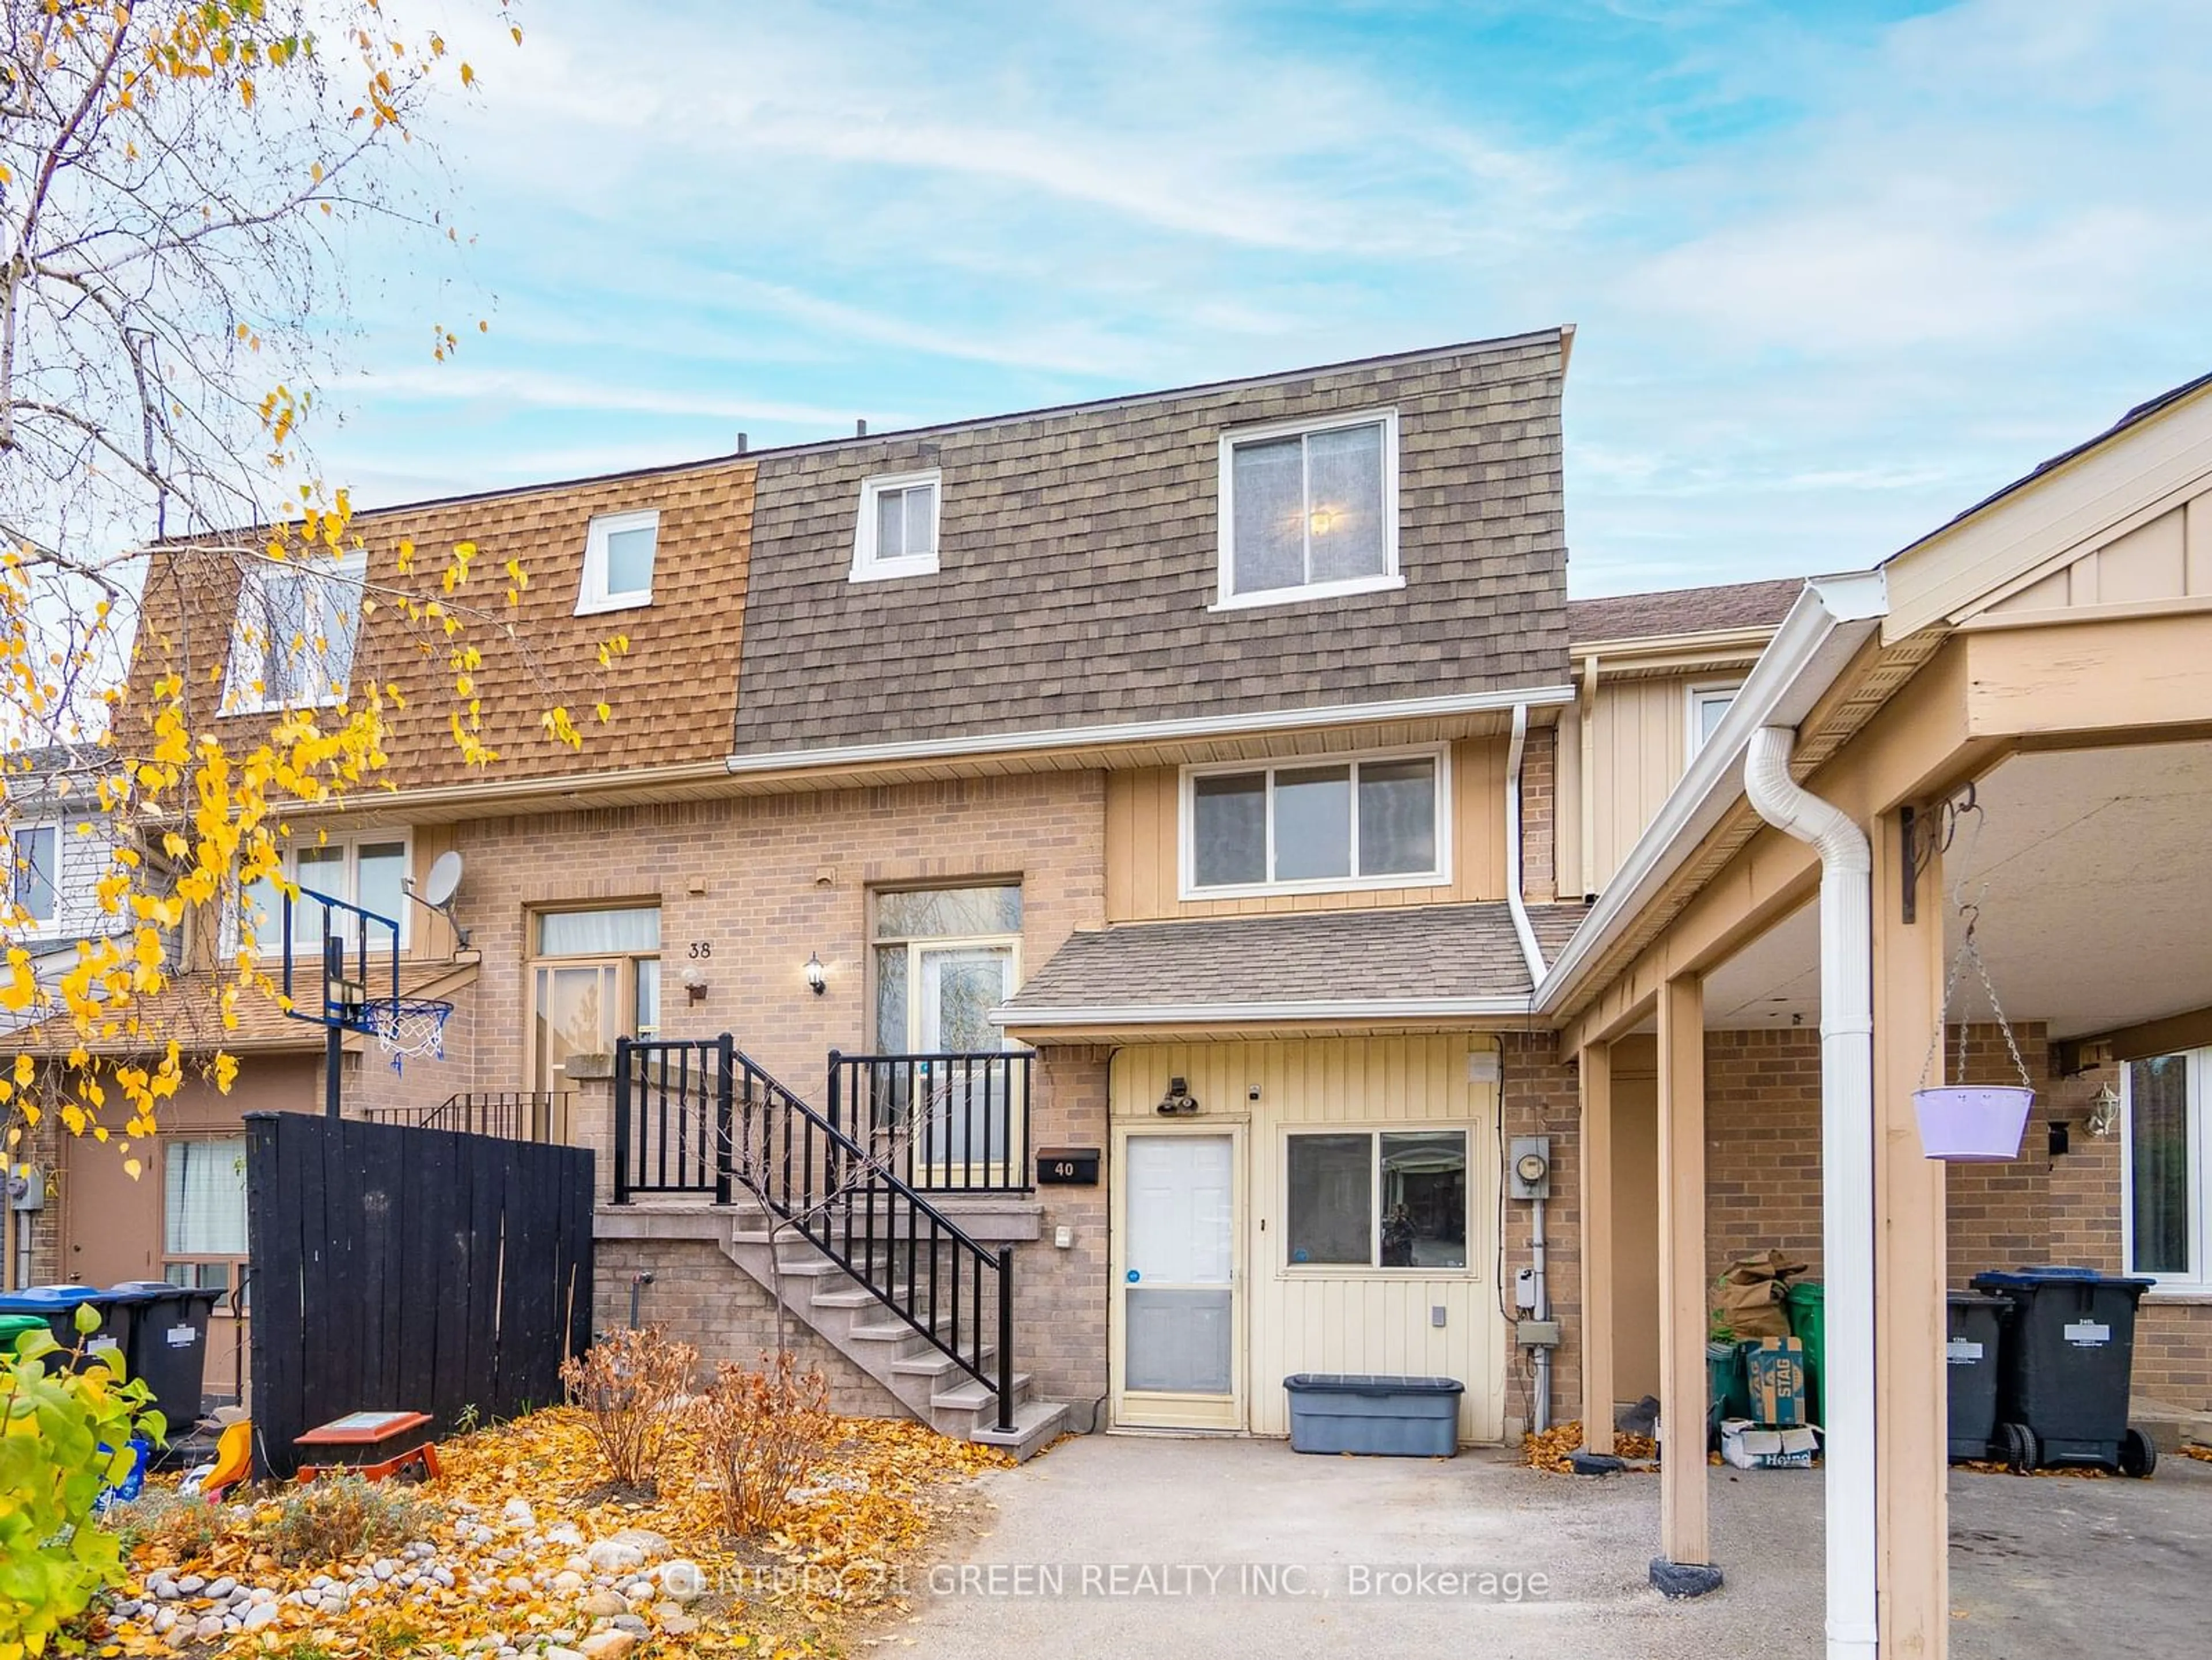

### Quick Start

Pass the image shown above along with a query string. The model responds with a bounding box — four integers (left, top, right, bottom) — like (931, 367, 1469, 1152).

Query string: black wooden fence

(244, 1110, 594, 1478)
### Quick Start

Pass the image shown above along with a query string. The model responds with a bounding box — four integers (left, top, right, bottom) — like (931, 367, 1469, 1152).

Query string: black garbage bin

(1945, 1292, 2008, 1462)
(1970, 1266, 2158, 1476)
(109, 1280, 219, 1435)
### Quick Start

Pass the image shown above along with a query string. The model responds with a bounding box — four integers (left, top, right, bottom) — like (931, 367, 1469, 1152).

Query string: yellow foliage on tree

(1, 2, 622, 1171)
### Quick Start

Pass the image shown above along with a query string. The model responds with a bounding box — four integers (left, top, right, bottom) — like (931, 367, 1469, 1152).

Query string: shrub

(112, 1485, 238, 1564)
(0, 1307, 166, 1656)
(694, 1351, 833, 1537)
(558, 1325, 696, 1494)
(252, 1476, 443, 1567)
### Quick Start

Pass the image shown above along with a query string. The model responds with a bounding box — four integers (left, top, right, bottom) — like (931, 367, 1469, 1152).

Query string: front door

(914, 945, 1017, 1177)
(1114, 1130, 1241, 1430)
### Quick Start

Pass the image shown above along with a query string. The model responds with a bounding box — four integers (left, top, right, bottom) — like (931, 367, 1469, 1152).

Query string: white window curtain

(537, 907, 662, 956)
(165, 1136, 249, 1257)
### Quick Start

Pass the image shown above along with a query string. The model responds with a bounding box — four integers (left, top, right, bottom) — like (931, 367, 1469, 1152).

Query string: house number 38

(688, 941, 712, 959)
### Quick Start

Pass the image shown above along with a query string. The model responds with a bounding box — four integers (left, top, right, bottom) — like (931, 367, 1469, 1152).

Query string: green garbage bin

(1706, 1341, 1737, 1437)
(1785, 1282, 1825, 1424)
(0, 1313, 47, 1355)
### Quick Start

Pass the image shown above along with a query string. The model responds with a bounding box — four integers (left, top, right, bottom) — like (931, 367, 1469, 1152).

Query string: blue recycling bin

(0, 1284, 129, 1371)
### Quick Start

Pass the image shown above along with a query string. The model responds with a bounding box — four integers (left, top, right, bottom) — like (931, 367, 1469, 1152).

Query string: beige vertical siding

(1588, 677, 1692, 892)
(1108, 1035, 1506, 1443)
(1103, 738, 1508, 922)
(1984, 496, 2212, 615)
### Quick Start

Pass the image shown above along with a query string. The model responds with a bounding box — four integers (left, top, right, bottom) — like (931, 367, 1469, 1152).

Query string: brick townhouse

(12, 339, 2212, 1537)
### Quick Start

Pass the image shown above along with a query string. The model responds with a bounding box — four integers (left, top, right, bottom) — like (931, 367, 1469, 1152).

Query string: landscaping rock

(584, 1540, 645, 1573)
(552, 1570, 586, 1595)
(192, 1614, 226, 1643)
(657, 1612, 698, 1638)
(546, 1522, 585, 1547)
(502, 1498, 536, 1528)
(657, 1560, 706, 1604)
(504, 1575, 534, 1597)
(541, 1648, 587, 1660)
(578, 1634, 638, 1660)
(610, 1614, 648, 1636)
(241, 1604, 279, 1632)
(577, 1590, 628, 1619)
(203, 1576, 237, 1600)
(176, 1575, 207, 1595)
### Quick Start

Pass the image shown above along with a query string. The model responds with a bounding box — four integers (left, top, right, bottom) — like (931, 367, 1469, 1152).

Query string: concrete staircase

(720, 1210, 1069, 1461)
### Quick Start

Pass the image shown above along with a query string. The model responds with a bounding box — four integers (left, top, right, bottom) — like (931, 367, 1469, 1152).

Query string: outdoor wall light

(805, 952, 827, 996)
(2087, 1084, 2121, 1138)
(1156, 1076, 1199, 1116)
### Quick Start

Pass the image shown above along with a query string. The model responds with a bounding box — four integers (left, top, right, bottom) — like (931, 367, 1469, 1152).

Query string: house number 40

(687, 941, 712, 958)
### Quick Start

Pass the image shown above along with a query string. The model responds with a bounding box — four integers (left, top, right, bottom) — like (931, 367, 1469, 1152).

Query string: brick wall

(448, 770, 1107, 1099)
(1503, 1029, 1580, 1432)
(1019, 1045, 1111, 1415)
(1698, 1024, 2212, 1409)
(591, 1235, 905, 1416)
(1520, 727, 1558, 905)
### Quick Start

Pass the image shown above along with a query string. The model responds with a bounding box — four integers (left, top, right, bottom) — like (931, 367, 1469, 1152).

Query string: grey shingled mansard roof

(1567, 577, 1806, 645)
(998, 901, 1592, 1017)
(729, 331, 1574, 757)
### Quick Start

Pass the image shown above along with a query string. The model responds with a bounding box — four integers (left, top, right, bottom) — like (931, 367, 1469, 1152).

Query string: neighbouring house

(11, 336, 2212, 1653)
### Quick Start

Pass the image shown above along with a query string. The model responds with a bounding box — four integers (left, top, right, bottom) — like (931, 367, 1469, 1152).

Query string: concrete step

(889, 1346, 998, 1379)
(963, 1397, 1070, 1463)
(930, 1372, 1034, 1414)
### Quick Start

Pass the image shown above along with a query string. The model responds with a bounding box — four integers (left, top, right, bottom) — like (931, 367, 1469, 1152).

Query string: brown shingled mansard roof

(1567, 575, 1806, 645)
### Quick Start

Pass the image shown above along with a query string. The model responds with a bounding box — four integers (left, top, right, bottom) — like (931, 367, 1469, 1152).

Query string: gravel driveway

(887, 1434, 2212, 1659)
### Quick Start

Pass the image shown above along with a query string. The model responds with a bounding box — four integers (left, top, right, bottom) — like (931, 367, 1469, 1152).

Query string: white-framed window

(1284, 1127, 1469, 1270)
(164, 1134, 249, 1305)
(1215, 408, 1402, 610)
(1181, 746, 1449, 898)
(851, 470, 942, 582)
(1687, 683, 1742, 761)
(238, 832, 411, 956)
(6, 823, 60, 927)
(577, 509, 661, 615)
(221, 551, 368, 713)
(531, 904, 662, 1091)
(2123, 1049, 2209, 1288)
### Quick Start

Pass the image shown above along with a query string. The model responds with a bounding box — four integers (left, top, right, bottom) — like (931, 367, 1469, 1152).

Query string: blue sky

(323, 0, 2212, 596)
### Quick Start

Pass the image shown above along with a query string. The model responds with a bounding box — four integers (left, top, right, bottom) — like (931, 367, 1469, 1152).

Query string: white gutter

(1534, 571, 1888, 1017)
(729, 684, 1575, 775)
(990, 995, 1534, 1028)
(1503, 703, 1548, 988)
(1744, 726, 1878, 1660)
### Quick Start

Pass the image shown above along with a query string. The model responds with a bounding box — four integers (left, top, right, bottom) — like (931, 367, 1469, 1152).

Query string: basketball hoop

(370, 996, 455, 1074)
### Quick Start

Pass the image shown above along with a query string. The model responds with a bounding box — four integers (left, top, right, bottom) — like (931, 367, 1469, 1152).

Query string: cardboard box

(1720, 1419, 1821, 1470)
(1744, 1336, 1808, 1427)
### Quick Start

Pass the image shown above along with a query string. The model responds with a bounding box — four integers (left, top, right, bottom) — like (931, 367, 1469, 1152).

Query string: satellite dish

(421, 850, 465, 909)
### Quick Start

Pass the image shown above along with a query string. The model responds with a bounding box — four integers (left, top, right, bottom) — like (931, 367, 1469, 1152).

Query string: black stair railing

(827, 1050, 1033, 1193)
(612, 1034, 1014, 1432)
(355, 1090, 575, 1141)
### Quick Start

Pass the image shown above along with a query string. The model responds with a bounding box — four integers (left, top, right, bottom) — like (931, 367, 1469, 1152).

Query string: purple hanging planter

(1913, 1085, 2033, 1163)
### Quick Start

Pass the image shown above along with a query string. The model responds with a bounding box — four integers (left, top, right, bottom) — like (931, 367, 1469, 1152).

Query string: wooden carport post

(1873, 810, 1949, 1655)
(1653, 973, 1719, 1594)
(1578, 1039, 1616, 1456)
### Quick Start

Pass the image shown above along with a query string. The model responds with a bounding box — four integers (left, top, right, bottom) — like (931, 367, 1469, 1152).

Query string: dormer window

(577, 509, 660, 615)
(1216, 409, 1402, 610)
(221, 551, 366, 712)
(853, 471, 941, 581)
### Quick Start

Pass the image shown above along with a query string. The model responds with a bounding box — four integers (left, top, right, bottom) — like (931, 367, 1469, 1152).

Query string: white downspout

(1505, 702, 1554, 1434)
(1504, 703, 1548, 988)
(1744, 726, 1877, 1660)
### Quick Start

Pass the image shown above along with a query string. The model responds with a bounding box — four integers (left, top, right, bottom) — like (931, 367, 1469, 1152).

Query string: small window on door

(531, 905, 662, 1091)
(1285, 1128, 1468, 1268)
(872, 885, 1021, 1055)
(164, 1135, 249, 1306)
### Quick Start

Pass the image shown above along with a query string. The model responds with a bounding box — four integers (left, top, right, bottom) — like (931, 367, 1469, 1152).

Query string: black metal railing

(613, 1034, 1014, 1431)
(613, 1038, 730, 1201)
(828, 1050, 1033, 1193)
(356, 1091, 575, 1142)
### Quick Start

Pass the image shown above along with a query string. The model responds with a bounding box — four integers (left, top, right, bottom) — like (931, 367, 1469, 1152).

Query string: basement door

(1112, 1128, 1243, 1430)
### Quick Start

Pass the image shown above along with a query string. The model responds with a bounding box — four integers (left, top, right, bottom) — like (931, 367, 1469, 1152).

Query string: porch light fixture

(2087, 1085, 2121, 1139)
(805, 952, 826, 996)
(1156, 1076, 1199, 1116)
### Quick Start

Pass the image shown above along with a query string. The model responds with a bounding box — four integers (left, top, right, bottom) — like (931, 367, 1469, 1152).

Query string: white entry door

(1115, 1131, 1240, 1430)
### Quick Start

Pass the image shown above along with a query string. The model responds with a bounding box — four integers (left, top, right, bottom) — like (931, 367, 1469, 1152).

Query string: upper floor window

(577, 510, 660, 615)
(852, 471, 942, 582)
(1183, 748, 1446, 897)
(1687, 683, 1740, 760)
(222, 552, 366, 713)
(2126, 1049, 2209, 1288)
(7, 823, 59, 926)
(238, 832, 410, 955)
(1216, 410, 1402, 610)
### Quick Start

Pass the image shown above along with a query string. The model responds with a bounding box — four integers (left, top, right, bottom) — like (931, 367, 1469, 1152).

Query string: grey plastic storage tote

(1283, 1374, 1463, 1457)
